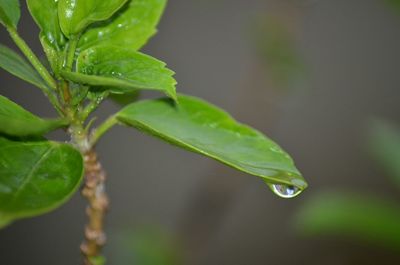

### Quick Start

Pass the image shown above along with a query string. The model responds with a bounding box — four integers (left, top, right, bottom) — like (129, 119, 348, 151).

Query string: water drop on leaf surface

(269, 184, 302, 198)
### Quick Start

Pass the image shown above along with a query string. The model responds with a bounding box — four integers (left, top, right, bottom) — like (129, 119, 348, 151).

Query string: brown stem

(80, 149, 109, 265)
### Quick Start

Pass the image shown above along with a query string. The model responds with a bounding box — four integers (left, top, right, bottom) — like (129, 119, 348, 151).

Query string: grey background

(1, 0, 400, 264)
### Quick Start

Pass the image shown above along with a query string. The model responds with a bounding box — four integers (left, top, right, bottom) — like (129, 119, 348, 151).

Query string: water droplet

(269, 184, 302, 198)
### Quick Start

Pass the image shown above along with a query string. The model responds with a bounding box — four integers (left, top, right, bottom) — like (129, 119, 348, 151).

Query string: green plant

(0, 0, 307, 264)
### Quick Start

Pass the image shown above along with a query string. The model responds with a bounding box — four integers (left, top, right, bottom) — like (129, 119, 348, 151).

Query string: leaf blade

(0, 44, 49, 91)
(58, 0, 128, 37)
(0, 136, 84, 227)
(0, 95, 67, 137)
(116, 95, 306, 189)
(27, 0, 65, 49)
(0, 0, 20, 28)
(63, 46, 177, 100)
(78, 0, 167, 51)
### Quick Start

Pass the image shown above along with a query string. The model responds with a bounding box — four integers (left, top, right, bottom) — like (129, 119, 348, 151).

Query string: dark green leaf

(79, 0, 166, 51)
(295, 192, 400, 248)
(109, 91, 140, 106)
(116, 95, 306, 189)
(0, 136, 83, 227)
(0, 0, 20, 28)
(27, 0, 66, 50)
(0, 95, 67, 136)
(368, 119, 400, 186)
(62, 46, 176, 100)
(0, 44, 49, 91)
(58, 0, 128, 38)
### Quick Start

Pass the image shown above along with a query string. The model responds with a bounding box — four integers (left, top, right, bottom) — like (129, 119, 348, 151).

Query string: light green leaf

(0, 44, 49, 91)
(116, 95, 306, 189)
(0, 136, 83, 228)
(58, 0, 128, 38)
(62, 46, 176, 100)
(79, 0, 166, 51)
(39, 33, 64, 76)
(27, 0, 66, 50)
(0, 95, 67, 137)
(0, 0, 20, 28)
(295, 192, 400, 248)
(368, 119, 400, 186)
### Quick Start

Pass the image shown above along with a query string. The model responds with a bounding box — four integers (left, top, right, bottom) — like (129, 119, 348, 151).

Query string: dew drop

(269, 184, 302, 198)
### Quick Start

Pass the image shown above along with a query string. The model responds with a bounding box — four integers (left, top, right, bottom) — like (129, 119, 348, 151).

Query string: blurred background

(1, 0, 400, 264)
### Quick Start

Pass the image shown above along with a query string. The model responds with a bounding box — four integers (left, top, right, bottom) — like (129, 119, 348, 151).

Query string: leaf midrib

(8, 144, 55, 207)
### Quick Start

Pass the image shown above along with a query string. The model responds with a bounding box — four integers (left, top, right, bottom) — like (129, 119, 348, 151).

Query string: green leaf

(368, 119, 400, 186)
(294, 192, 400, 248)
(39, 33, 63, 76)
(62, 46, 177, 100)
(0, 95, 67, 137)
(27, 0, 66, 50)
(0, 136, 84, 228)
(109, 91, 140, 106)
(0, 0, 20, 28)
(78, 0, 166, 51)
(58, 0, 128, 38)
(116, 95, 306, 189)
(0, 44, 49, 91)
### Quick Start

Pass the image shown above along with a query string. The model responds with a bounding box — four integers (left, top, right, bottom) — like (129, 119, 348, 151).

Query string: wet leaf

(0, 44, 49, 91)
(79, 0, 166, 51)
(0, 0, 20, 28)
(116, 94, 306, 189)
(0, 95, 67, 137)
(58, 0, 128, 38)
(62, 46, 176, 100)
(27, 0, 66, 50)
(0, 136, 83, 228)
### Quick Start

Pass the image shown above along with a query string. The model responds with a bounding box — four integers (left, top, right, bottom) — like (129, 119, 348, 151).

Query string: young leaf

(0, 44, 49, 91)
(62, 46, 177, 100)
(116, 95, 306, 189)
(58, 0, 128, 38)
(0, 95, 67, 137)
(0, 0, 20, 28)
(78, 0, 166, 51)
(0, 136, 83, 228)
(27, 0, 65, 50)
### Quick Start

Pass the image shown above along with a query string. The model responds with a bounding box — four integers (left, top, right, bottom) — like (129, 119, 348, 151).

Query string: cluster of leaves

(0, 0, 306, 228)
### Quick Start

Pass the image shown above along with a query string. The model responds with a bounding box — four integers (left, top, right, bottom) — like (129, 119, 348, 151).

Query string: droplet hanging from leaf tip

(268, 184, 302, 198)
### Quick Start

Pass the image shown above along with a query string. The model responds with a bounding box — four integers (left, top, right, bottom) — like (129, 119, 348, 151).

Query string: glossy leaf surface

(58, 0, 128, 37)
(0, 0, 20, 28)
(117, 95, 306, 189)
(64, 46, 176, 100)
(79, 0, 166, 51)
(0, 95, 67, 137)
(295, 192, 400, 248)
(0, 136, 83, 228)
(27, 0, 65, 49)
(0, 44, 49, 91)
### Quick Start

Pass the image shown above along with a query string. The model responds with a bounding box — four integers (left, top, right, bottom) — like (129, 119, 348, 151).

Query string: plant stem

(65, 37, 79, 71)
(7, 27, 57, 91)
(81, 149, 109, 265)
(90, 116, 118, 146)
(7, 27, 62, 113)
